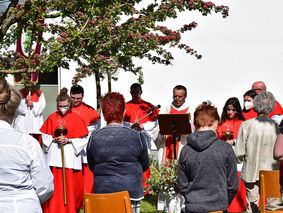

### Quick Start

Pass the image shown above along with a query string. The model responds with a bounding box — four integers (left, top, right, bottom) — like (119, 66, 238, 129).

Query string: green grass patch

(141, 194, 162, 213)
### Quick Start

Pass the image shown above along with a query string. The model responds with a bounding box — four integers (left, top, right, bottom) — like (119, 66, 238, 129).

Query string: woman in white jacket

(0, 79, 54, 213)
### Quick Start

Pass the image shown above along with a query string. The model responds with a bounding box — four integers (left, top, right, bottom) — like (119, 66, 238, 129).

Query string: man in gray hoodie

(178, 102, 239, 213)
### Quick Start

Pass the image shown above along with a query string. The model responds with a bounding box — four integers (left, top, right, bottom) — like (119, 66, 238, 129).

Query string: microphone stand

(129, 111, 153, 128)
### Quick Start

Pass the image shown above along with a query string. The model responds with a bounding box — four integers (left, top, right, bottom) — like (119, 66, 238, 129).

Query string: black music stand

(158, 113, 191, 159)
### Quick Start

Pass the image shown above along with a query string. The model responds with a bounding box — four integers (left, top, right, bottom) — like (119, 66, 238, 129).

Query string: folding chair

(259, 170, 283, 213)
(84, 191, 133, 213)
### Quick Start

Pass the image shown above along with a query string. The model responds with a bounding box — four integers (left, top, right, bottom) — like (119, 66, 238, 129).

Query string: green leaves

(145, 158, 179, 199)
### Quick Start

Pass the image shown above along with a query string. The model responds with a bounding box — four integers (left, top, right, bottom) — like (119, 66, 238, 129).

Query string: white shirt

(13, 93, 46, 134)
(0, 120, 54, 213)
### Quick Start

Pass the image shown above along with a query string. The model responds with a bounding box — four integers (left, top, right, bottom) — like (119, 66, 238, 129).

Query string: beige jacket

(235, 117, 279, 183)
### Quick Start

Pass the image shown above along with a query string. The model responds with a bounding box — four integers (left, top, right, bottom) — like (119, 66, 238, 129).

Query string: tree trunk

(94, 70, 101, 113)
(107, 70, 111, 92)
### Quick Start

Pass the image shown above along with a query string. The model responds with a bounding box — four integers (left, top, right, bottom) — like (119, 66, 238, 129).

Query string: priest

(156, 85, 193, 164)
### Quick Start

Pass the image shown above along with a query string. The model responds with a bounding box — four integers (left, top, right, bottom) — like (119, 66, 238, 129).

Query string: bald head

(252, 81, 266, 94)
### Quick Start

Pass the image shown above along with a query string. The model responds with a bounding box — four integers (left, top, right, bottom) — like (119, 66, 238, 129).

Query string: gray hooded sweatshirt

(178, 130, 239, 213)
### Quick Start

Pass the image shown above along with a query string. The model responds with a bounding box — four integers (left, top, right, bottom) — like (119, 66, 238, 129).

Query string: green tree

(0, 0, 229, 109)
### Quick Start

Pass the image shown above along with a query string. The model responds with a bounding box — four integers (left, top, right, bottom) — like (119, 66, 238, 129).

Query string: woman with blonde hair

(0, 78, 54, 213)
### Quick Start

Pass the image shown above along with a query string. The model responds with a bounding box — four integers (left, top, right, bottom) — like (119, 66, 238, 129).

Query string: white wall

(60, 0, 283, 118)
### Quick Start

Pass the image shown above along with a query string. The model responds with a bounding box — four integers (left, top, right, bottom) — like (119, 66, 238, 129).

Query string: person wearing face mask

(242, 90, 257, 120)
(40, 88, 89, 213)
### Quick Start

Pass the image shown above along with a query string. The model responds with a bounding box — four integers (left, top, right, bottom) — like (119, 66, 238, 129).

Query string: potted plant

(146, 157, 184, 213)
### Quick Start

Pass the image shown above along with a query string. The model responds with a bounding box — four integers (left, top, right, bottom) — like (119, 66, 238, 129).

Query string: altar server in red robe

(156, 85, 193, 165)
(123, 83, 159, 194)
(252, 81, 283, 117)
(242, 90, 257, 120)
(217, 97, 246, 145)
(217, 97, 246, 212)
(13, 86, 46, 144)
(70, 85, 100, 196)
(124, 83, 159, 150)
(40, 88, 88, 213)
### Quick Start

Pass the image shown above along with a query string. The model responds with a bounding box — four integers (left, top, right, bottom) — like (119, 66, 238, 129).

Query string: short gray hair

(254, 91, 275, 115)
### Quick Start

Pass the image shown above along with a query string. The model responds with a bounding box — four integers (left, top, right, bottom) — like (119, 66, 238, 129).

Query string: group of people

(1, 78, 283, 213)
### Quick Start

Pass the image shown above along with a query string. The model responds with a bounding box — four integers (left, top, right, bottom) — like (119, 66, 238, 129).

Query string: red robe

(243, 108, 257, 120)
(244, 101, 283, 120)
(20, 87, 43, 102)
(216, 118, 246, 212)
(269, 100, 283, 118)
(124, 99, 159, 124)
(40, 110, 88, 213)
(164, 106, 190, 162)
(72, 102, 100, 126)
(124, 99, 159, 194)
(72, 102, 100, 198)
(216, 119, 244, 141)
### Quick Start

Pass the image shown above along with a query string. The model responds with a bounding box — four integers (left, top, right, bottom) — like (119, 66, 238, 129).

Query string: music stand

(158, 114, 191, 159)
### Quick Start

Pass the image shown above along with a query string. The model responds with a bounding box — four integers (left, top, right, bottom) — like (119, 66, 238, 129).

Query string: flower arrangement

(145, 156, 178, 199)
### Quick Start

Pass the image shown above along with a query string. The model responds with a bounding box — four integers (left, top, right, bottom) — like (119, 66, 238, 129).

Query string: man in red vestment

(123, 83, 159, 194)
(252, 81, 283, 117)
(40, 88, 89, 213)
(156, 85, 192, 165)
(70, 85, 100, 196)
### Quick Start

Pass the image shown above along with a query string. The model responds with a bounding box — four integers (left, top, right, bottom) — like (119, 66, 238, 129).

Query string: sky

(55, 0, 283, 116)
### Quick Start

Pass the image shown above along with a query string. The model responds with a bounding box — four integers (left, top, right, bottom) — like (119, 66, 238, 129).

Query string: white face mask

(58, 106, 69, 113)
(244, 101, 254, 110)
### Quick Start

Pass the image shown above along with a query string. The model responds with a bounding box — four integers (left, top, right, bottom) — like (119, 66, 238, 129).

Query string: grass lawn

(141, 194, 163, 213)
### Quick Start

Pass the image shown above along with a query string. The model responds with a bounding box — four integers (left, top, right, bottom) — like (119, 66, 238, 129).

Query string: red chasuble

(216, 119, 244, 141)
(243, 108, 257, 120)
(40, 110, 88, 213)
(20, 87, 42, 102)
(124, 99, 159, 124)
(72, 102, 100, 126)
(164, 106, 189, 162)
(124, 99, 159, 194)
